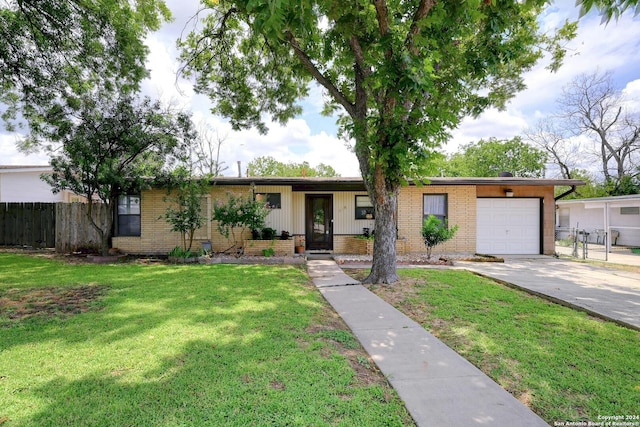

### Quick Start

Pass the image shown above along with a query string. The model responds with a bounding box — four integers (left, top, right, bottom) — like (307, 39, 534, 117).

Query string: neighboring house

(556, 195, 640, 249)
(0, 165, 82, 203)
(112, 176, 582, 256)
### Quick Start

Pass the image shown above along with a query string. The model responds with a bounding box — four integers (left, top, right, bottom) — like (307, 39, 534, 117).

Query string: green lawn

(0, 253, 413, 426)
(356, 268, 640, 424)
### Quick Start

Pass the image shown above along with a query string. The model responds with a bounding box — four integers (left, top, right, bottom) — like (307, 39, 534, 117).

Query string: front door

(305, 195, 333, 250)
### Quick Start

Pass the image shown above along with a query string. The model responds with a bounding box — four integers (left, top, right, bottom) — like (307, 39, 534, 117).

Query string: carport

(556, 195, 640, 258)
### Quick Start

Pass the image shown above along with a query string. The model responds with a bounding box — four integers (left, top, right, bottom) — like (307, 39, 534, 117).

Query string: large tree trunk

(362, 166, 400, 284)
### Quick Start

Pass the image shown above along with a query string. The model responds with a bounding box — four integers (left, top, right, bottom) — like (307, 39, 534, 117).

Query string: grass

(350, 268, 640, 424)
(0, 253, 413, 426)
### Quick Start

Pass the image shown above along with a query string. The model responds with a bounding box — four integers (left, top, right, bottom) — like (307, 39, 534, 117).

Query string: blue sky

(1, 0, 639, 177)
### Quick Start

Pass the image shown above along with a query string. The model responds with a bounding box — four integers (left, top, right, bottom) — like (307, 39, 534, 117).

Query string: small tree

(421, 215, 459, 260)
(212, 194, 269, 255)
(42, 95, 195, 255)
(163, 168, 210, 252)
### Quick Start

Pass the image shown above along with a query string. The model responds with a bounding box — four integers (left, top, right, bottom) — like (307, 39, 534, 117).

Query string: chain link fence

(555, 227, 616, 261)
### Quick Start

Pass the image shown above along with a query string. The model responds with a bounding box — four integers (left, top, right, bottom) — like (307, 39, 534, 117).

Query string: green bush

(212, 193, 269, 255)
(421, 215, 459, 259)
(262, 247, 275, 257)
(168, 245, 196, 259)
(261, 227, 277, 240)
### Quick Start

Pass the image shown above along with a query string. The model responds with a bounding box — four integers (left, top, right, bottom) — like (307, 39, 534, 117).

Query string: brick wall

(112, 183, 555, 256)
(243, 239, 294, 256)
(398, 185, 477, 254)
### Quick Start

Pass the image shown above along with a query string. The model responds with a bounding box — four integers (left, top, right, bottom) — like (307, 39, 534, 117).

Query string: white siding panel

(254, 185, 293, 234)
(0, 171, 63, 202)
(332, 192, 375, 234)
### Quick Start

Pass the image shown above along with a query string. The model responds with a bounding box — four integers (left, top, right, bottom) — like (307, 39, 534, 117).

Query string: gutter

(554, 185, 577, 201)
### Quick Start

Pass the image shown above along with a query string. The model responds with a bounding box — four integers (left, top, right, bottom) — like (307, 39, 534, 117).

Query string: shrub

(168, 245, 197, 259)
(280, 230, 291, 240)
(162, 168, 210, 252)
(261, 227, 277, 240)
(212, 193, 270, 255)
(262, 247, 275, 257)
(421, 215, 459, 259)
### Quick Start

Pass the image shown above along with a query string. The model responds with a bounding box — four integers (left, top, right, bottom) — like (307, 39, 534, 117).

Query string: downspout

(554, 185, 577, 257)
(554, 185, 577, 201)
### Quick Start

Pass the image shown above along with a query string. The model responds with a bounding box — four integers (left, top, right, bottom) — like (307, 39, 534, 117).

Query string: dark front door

(305, 195, 333, 250)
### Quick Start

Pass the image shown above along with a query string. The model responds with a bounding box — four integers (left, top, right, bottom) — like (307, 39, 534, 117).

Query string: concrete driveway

(460, 257, 640, 330)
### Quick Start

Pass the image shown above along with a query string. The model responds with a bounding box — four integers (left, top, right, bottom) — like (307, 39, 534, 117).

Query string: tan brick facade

(334, 236, 406, 255)
(397, 185, 477, 254)
(112, 181, 557, 256)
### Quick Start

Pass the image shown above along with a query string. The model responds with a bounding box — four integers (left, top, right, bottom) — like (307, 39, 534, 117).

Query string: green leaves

(1, 0, 171, 134)
(212, 193, 270, 241)
(247, 155, 340, 177)
(420, 215, 459, 259)
(439, 137, 548, 178)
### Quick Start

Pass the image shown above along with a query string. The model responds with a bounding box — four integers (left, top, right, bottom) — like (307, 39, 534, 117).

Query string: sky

(1, 0, 639, 177)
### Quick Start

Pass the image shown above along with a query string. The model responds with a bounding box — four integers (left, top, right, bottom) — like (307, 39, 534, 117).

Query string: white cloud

(193, 116, 359, 177)
(0, 133, 49, 165)
(622, 79, 640, 112)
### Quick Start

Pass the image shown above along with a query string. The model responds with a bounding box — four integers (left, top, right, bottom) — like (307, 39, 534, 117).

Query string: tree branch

(285, 31, 356, 118)
(372, 0, 393, 61)
(349, 35, 370, 78)
(405, 0, 436, 53)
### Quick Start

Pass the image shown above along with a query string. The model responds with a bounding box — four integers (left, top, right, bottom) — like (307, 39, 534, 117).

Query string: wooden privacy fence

(56, 203, 109, 253)
(0, 202, 110, 252)
(0, 202, 56, 248)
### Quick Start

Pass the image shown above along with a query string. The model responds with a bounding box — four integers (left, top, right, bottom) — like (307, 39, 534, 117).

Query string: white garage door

(477, 198, 541, 255)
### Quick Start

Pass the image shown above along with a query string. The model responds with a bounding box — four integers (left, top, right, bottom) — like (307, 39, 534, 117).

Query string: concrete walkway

(307, 260, 548, 427)
(461, 257, 640, 330)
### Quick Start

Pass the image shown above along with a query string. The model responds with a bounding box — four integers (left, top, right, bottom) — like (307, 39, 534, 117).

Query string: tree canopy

(247, 156, 339, 177)
(179, 0, 576, 283)
(0, 0, 170, 134)
(44, 95, 195, 255)
(439, 137, 548, 178)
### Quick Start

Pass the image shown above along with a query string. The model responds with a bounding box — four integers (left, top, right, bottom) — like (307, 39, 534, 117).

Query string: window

(620, 207, 639, 215)
(423, 194, 447, 223)
(255, 193, 281, 209)
(355, 195, 375, 219)
(117, 195, 141, 236)
(559, 208, 570, 228)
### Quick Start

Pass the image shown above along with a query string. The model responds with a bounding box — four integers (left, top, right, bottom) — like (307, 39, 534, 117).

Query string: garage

(476, 198, 541, 255)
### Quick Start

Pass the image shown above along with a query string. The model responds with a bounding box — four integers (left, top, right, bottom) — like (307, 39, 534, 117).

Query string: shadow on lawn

(2, 255, 415, 425)
(0, 260, 315, 352)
